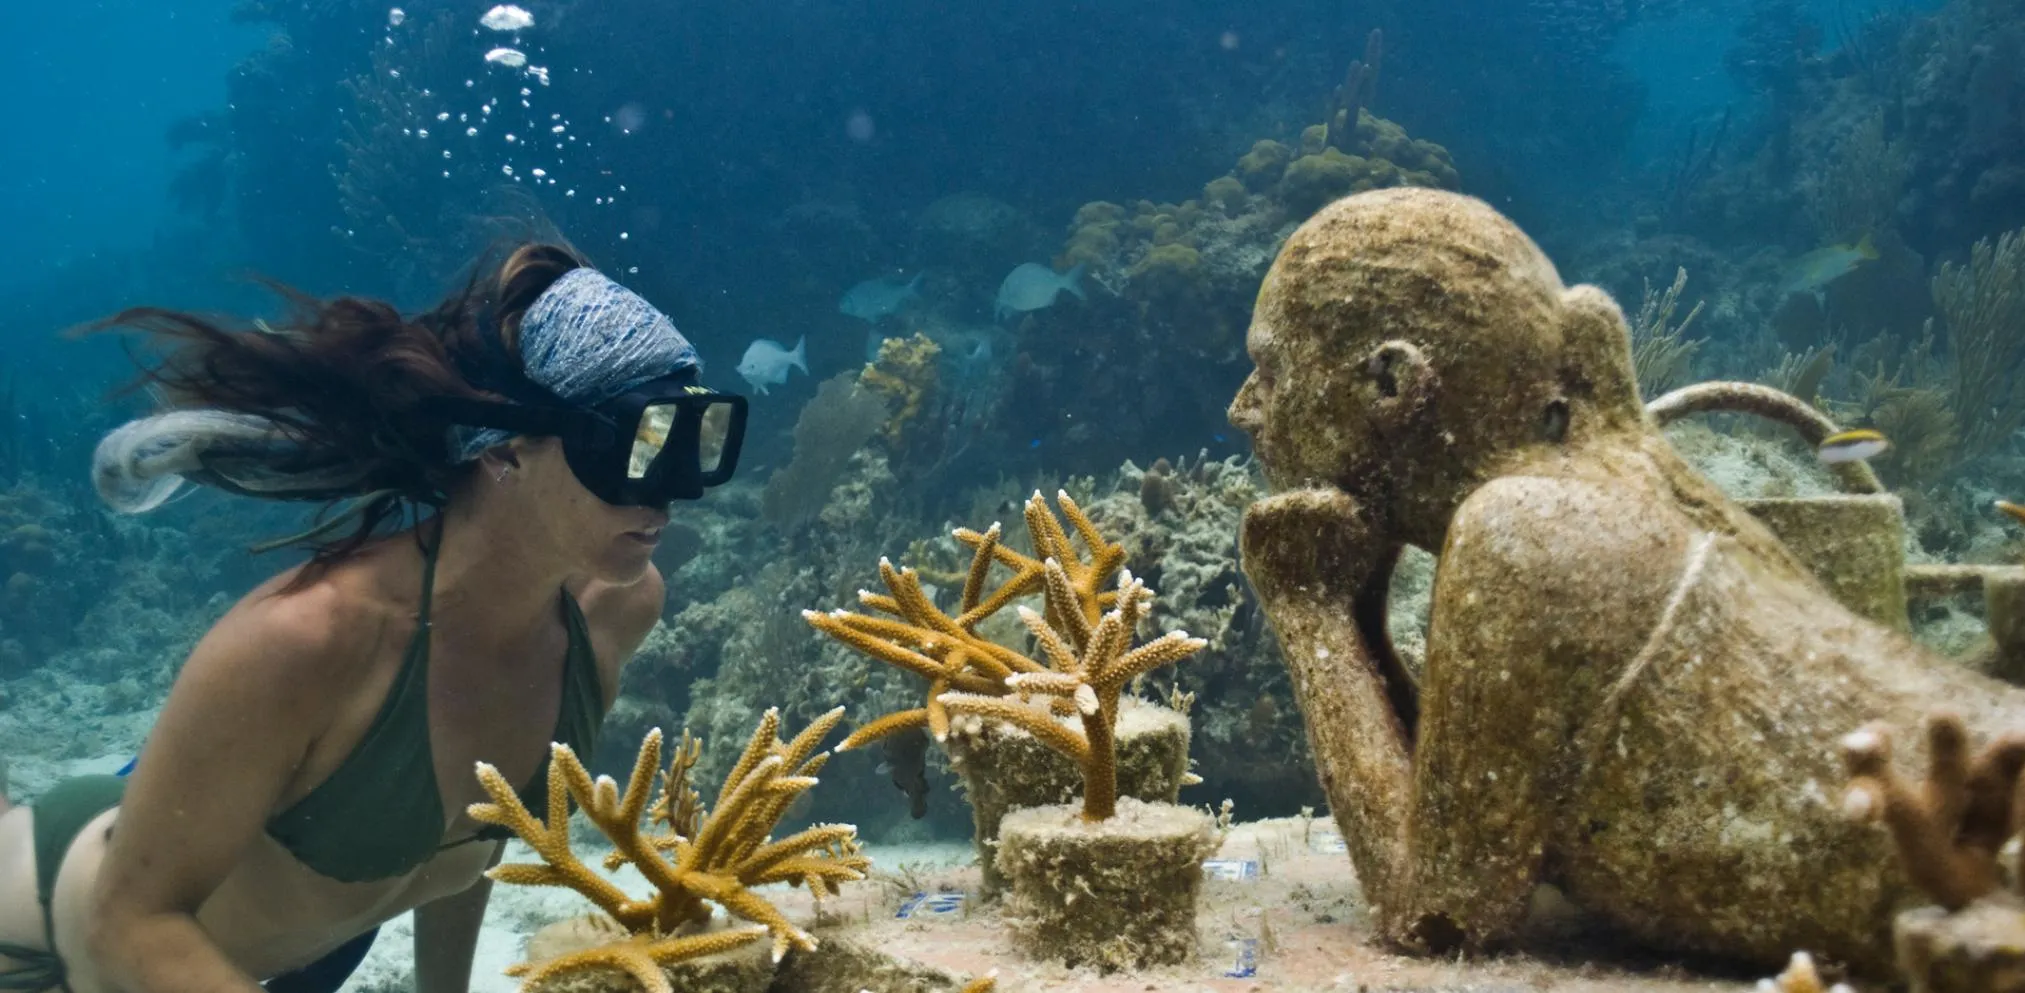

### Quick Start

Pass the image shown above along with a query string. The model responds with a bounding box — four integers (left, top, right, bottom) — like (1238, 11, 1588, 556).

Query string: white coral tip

(1840, 729, 1881, 754)
(1841, 787, 1877, 821)
(1075, 684, 1099, 714)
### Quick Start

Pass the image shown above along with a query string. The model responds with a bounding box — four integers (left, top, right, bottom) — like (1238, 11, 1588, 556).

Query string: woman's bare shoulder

(188, 563, 396, 701)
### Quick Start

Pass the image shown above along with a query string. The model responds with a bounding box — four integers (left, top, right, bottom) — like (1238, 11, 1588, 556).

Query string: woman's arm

(87, 581, 361, 993)
(412, 847, 500, 993)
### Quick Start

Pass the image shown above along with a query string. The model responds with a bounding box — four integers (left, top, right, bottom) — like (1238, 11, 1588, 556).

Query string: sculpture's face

(1228, 282, 1389, 496)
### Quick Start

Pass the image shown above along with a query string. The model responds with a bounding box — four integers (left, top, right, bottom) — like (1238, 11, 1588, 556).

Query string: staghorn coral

(1839, 713, 2025, 912)
(804, 491, 1127, 754)
(1083, 455, 1323, 815)
(938, 564, 1204, 822)
(1838, 713, 2025, 992)
(1757, 951, 1854, 993)
(470, 709, 871, 990)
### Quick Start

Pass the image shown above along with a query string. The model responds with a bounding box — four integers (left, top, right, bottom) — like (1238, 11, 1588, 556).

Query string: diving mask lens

(629, 398, 736, 480)
(629, 403, 676, 480)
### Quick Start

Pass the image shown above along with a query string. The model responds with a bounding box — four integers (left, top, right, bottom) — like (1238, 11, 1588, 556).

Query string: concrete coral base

(946, 698, 1191, 897)
(995, 798, 1216, 972)
(1739, 494, 1908, 630)
(1895, 898, 2025, 993)
(519, 915, 776, 993)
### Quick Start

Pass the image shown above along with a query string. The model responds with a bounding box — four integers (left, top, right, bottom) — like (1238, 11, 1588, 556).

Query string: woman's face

(500, 437, 667, 584)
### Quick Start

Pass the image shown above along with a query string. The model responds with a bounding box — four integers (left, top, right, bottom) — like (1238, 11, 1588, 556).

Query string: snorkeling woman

(0, 243, 746, 993)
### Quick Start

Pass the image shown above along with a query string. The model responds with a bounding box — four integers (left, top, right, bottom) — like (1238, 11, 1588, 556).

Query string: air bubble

(505, 133, 518, 143)
(436, 112, 450, 121)
(466, 127, 478, 137)
(531, 168, 547, 177)
(619, 232, 629, 240)
(551, 125, 565, 134)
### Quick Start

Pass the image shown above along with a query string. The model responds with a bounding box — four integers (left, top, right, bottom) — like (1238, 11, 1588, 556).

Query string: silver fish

(839, 272, 923, 322)
(736, 336, 807, 395)
(994, 262, 1086, 321)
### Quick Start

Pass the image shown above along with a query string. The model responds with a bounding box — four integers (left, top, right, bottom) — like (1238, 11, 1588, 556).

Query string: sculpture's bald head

(1229, 188, 1642, 541)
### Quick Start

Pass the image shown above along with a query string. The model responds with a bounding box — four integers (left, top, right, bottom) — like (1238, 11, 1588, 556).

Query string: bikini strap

(416, 519, 443, 631)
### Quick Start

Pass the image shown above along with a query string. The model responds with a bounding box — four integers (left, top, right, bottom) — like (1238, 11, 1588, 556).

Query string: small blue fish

(737, 336, 807, 395)
(839, 273, 923, 323)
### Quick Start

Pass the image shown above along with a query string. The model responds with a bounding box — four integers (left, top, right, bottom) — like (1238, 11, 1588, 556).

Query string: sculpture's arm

(1391, 475, 1685, 952)
(1239, 487, 1414, 907)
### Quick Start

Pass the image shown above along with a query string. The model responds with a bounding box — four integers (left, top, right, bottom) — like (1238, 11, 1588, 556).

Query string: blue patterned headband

(455, 267, 699, 460)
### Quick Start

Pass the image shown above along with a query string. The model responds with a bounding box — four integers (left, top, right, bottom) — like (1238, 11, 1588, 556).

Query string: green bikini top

(264, 532, 605, 883)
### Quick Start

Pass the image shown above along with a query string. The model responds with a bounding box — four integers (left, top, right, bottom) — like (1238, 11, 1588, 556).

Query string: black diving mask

(427, 372, 748, 507)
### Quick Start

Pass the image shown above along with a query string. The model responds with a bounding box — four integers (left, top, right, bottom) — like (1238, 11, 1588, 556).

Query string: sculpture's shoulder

(1437, 471, 1697, 622)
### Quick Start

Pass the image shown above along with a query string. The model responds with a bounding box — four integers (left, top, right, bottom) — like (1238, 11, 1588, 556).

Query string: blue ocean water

(1, 0, 2024, 985)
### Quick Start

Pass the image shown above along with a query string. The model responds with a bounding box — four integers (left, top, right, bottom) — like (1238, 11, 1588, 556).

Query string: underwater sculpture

(1227, 186, 2025, 975)
(468, 709, 870, 993)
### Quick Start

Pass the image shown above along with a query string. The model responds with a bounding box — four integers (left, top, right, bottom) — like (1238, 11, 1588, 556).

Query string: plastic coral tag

(895, 892, 968, 919)
(1223, 936, 1260, 978)
(1203, 858, 1260, 881)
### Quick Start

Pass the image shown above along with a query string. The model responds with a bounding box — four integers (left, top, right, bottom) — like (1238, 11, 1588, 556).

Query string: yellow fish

(1781, 234, 1879, 299)
(1816, 428, 1889, 464)
(1997, 500, 2025, 527)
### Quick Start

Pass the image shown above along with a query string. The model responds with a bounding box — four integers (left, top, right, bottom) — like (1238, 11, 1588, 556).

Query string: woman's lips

(625, 526, 664, 545)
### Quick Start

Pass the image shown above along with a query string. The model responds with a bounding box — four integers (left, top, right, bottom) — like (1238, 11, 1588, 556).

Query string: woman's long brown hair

(93, 243, 586, 583)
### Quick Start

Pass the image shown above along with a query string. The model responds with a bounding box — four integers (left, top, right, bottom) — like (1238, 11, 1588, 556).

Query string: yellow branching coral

(858, 333, 942, 450)
(808, 490, 1203, 823)
(940, 566, 1205, 822)
(804, 491, 1125, 750)
(1839, 712, 2025, 911)
(469, 707, 872, 991)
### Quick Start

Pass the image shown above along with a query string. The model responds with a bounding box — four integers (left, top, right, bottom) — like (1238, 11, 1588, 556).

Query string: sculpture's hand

(1239, 488, 1413, 908)
(1239, 487, 1387, 607)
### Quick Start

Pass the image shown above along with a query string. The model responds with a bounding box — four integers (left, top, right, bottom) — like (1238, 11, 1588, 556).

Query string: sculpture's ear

(1362, 339, 1440, 426)
(1557, 285, 1642, 413)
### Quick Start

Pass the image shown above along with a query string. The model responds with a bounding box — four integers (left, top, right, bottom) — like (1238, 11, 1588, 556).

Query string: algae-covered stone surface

(996, 798, 1216, 971)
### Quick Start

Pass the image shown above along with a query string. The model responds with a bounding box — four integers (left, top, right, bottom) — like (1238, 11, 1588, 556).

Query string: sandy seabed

(339, 816, 1786, 993)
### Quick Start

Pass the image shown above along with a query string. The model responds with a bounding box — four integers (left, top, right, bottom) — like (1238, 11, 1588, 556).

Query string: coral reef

(1935, 226, 2025, 465)
(1078, 455, 1322, 814)
(857, 334, 945, 462)
(759, 374, 891, 530)
(470, 711, 870, 990)
(1230, 187, 2025, 976)
(1001, 105, 1458, 468)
